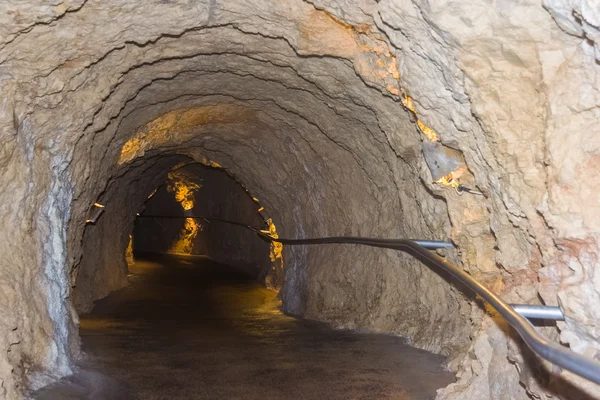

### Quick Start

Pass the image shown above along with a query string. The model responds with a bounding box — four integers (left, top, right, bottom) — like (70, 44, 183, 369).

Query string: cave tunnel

(130, 163, 274, 283)
(1, 1, 600, 399)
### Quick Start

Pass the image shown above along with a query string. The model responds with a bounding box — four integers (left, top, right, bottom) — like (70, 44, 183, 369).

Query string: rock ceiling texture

(0, 0, 599, 399)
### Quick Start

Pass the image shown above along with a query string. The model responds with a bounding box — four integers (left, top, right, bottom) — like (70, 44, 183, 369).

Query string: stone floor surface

(32, 255, 454, 399)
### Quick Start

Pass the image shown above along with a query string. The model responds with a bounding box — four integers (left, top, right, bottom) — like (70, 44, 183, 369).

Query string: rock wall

(133, 164, 271, 280)
(0, 0, 598, 399)
(72, 156, 188, 313)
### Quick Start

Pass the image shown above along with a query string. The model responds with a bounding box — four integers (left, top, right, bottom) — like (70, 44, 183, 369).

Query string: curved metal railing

(262, 234, 600, 384)
(138, 214, 600, 384)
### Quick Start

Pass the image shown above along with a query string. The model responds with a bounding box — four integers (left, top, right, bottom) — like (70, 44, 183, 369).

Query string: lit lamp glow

(166, 171, 202, 254)
(86, 202, 105, 224)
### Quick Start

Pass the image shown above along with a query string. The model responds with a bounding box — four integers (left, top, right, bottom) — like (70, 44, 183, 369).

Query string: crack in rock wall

(0, 1, 598, 399)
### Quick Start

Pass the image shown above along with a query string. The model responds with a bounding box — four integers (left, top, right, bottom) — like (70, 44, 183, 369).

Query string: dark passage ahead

(34, 255, 454, 399)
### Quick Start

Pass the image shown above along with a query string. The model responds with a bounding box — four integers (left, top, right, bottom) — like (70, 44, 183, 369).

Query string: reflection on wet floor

(33, 255, 455, 399)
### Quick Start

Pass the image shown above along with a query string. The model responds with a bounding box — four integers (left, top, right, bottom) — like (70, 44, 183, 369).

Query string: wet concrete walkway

(34, 255, 454, 399)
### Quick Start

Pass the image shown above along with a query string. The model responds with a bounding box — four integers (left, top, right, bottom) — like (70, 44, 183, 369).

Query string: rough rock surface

(0, 1, 598, 399)
(133, 163, 272, 280)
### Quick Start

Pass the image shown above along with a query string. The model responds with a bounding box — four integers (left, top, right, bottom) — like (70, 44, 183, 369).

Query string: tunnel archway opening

(131, 162, 277, 284)
(43, 54, 473, 396)
(54, 20, 473, 386)
(44, 159, 460, 400)
(71, 157, 286, 313)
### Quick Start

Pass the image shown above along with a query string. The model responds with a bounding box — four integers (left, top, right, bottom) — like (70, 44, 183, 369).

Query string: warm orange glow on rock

(266, 218, 283, 263)
(400, 94, 440, 142)
(435, 165, 467, 189)
(197, 156, 223, 169)
(417, 121, 439, 142)
(401, 95, 416, 113)
(117, 105, 256, 165)
(126, 234, 134, 265)
(166, 171, 201, 211)
(296, 9, 359, 58)
(169, 218, 202, 255)
(165, 170, 203, 254)
(435, 172, 458, 187)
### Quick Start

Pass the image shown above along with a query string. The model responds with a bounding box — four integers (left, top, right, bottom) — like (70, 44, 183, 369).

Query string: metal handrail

(262, 234, 600, 385)
(137, 214, 600, 384)
(510, 304, 564, 321)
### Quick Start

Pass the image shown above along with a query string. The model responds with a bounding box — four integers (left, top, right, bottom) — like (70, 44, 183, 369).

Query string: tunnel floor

(33, 255, 455, 399)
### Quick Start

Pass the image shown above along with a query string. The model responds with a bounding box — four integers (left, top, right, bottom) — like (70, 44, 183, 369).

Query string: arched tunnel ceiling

(63, 19, 461, 349)
(1, 1, 599, 399)
(54, 22, 435, 238)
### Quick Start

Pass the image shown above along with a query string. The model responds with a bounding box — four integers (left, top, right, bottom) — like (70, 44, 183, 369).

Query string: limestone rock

(0, 1, 598, 399)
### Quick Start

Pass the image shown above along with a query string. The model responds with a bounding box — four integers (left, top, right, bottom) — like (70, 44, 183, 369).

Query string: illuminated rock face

(0, 1, 598, 399)
(133, 164, 272, 280)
